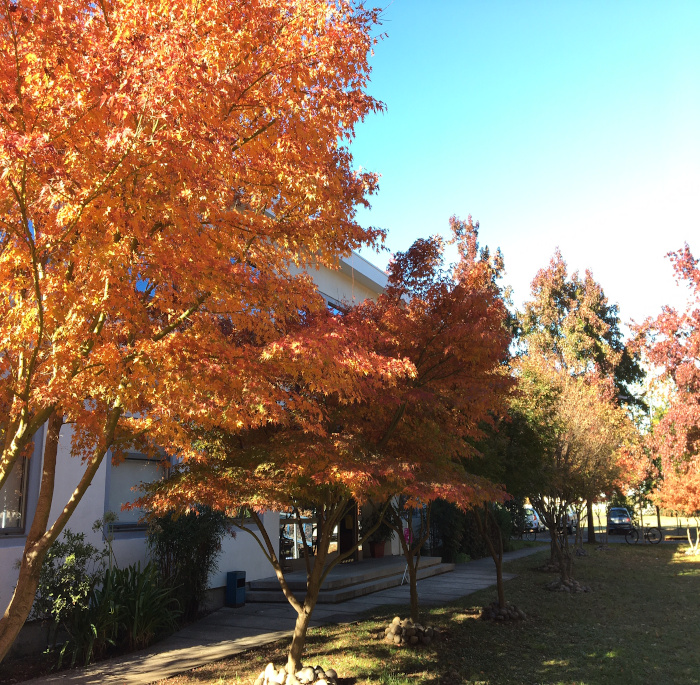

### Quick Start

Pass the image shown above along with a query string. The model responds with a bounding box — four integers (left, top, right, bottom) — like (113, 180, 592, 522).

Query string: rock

(297, 667, 315, 684)
(392, 616, 401, 625)
(409, 635, 419, 645)
(325, 669, 338, 680)
(254, 676, 264, 685)
(316, 680, 328, 685)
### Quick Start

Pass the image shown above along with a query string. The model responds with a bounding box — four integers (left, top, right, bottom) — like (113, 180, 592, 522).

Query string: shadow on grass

(160, 545, 700, 684)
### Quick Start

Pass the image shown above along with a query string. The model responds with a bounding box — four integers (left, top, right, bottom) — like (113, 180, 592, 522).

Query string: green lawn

(161, 544, 700, 685)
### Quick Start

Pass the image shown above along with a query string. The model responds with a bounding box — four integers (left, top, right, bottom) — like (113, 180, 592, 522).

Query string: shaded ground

(159, 544, 700, 685)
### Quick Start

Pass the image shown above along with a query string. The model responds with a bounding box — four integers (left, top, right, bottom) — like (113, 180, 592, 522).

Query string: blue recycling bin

(226, 571, 246, 607)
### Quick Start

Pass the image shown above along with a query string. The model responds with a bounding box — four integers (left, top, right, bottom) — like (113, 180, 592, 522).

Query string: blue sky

(351, 1, 700, 329)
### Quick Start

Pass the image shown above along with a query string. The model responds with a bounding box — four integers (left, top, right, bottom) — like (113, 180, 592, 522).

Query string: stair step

(249, 556, 444, 592)
(246, 562, 455, 604)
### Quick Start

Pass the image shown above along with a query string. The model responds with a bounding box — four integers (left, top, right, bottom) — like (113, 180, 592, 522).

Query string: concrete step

(246, 560, 455, 604)
(249, 555, 444, 593)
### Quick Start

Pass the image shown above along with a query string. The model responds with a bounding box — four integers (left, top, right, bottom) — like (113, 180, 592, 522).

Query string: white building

(0, 252, 392, 617)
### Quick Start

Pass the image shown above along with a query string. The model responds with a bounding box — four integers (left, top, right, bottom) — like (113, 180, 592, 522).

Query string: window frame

(0, 456, 29, 536)
(105, 451, 169, 535)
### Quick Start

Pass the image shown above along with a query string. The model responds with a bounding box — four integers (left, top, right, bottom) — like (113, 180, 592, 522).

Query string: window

(106, 453, 165, 531)
(325, 296, 346, 316)
(0, 458, 28, 535)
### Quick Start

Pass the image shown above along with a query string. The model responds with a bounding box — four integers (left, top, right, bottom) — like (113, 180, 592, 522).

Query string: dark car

(607, 507, 633, 534)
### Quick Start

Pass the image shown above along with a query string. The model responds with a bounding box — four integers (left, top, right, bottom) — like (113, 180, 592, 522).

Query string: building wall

(0, 255, 389, 615)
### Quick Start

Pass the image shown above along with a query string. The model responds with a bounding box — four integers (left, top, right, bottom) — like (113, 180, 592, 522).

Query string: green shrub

(428, 500, 513, 561)
(429, 499, 466, 562)
(147, 506, 230, 621)
(60, 561, 180, 667)
(30, 529, 106, 647)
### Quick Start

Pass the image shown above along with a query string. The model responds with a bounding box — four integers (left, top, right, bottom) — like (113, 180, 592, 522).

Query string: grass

(160, 544, 700, 685)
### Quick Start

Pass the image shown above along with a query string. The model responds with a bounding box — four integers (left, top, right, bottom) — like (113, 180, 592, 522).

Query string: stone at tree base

(480, 601, 527, 622)
(381, 617, 440, 649)
(296, 666, 316, 683)
(544, 577, 591, 593)
(256, 662, 339, 685)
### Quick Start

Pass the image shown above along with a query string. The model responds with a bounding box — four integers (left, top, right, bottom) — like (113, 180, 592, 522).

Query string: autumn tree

(517, 250, 643, 543)
(144, 219, 512, 671)
(636, 245, 700, 551)
(0, 0, 385, 660)
(513, 356, 635, 581)
(470, 402, 548, 609)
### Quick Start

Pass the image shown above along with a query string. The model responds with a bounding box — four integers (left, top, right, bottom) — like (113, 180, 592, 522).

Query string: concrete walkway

(22, 546, 546, 685)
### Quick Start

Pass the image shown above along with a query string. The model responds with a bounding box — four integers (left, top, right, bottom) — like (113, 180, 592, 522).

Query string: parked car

(607, 507, 633, 534)
(523, 507, 546, 532)
(564, 508, 578, 535)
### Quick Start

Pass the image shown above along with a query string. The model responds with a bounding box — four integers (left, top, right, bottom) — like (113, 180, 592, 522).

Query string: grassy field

(161, 544, 700, 685)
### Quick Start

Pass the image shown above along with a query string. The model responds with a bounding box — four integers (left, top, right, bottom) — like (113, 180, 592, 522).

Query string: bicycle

(510, 527, 537, 542)
(625, 525, 663, 545)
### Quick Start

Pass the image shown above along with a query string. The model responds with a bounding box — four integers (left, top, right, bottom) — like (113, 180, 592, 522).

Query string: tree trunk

(287, 539, 325, 673)
(548, 527, 572, 583)
(0, 399, 121, 664)
(287, 603, 315, 675)
(586, 500, 596, 544)
(0, 412, 62, 662)
(474, 505, 506, 609)
(407, 557, 419, 622)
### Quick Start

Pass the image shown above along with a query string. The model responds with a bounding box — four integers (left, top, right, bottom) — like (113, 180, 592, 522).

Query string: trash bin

(226, 571, 246, 607)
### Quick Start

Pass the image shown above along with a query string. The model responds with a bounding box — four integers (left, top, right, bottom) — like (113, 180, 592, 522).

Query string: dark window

(0, 458, 28, 535)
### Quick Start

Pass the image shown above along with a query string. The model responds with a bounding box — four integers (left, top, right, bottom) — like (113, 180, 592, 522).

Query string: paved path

(22, 546, 546, 685)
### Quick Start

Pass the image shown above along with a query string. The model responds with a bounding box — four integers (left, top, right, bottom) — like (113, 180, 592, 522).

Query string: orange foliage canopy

(0, 0, 384, 485)
(145, 218, 513, 517)
(636, 245, 700, 514)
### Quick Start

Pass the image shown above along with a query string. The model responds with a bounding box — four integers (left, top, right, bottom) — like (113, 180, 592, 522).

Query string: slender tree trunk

(287, 598, 317, 674)
(244, 499, 387, 674)
(286, 525, 328, 674)
(474, 505, 506, 609)
(0, 412, 61, 662)
(0, 398, 122, 664)
(407, 555, 420, 622)
(586, 500, 596, 544)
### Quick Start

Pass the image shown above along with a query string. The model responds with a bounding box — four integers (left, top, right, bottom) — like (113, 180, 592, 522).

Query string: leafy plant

(147, 507, 230, 621)
(59, 562, 180, 667)
(30, 529, 106, 647)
